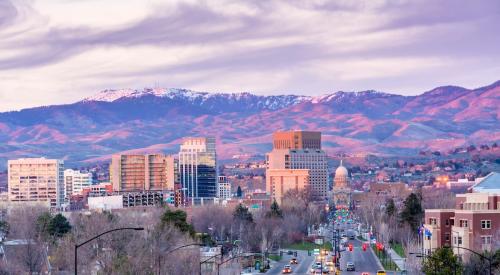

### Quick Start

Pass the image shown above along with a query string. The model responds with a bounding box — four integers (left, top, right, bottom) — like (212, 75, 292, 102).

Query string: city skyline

(1, 0, 500, 111)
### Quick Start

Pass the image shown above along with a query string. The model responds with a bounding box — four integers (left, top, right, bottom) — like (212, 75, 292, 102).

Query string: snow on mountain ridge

(83, 88, 398, 110)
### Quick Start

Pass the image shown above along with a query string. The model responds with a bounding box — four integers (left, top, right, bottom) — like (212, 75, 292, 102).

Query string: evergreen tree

(233, 203, 253, 223)
(266, 200, 283, 218)
(161, 209, 195, 237)
(49, 214, 72, 238)
(0, 220, 9, 240)
(399, 193, 423, 232)
(236, 186, 243, 197)
(422, 247, 462, 275)
(385, 198, 396, 217)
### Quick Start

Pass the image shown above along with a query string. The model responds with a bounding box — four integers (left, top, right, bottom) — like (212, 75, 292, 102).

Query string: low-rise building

(423, 173, 500, 260)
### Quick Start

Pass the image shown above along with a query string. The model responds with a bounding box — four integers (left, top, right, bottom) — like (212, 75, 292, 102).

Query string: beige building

(110, 154, 177, 192)
(8, 158, 64, 208)
(266, 169, 310, 204)
(267, 148, 328, 198)
(273, 131, 321, 150)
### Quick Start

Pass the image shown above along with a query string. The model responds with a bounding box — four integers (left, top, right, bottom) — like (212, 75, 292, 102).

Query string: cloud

(0, 0, 499, 111)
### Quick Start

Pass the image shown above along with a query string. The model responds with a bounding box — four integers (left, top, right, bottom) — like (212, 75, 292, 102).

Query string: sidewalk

(387, 248, 406, 271)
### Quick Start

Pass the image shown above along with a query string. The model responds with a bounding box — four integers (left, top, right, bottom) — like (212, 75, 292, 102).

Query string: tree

(0, 220, 10, 239)
(385, 198, 396, 217)
(266, 200, 283, 219)
(161, 209, 195, 237)
(422, 247, 462, 275)
(35, 212, 53, 240)
(236, 186, 243, 197)
(49, 214, 71, 238)
(399, 193, 423, 232)
(233, 204, 253, 223)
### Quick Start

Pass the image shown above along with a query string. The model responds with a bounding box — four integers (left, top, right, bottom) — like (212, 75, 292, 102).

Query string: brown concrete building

(266, 169, 309, 204)
(110, 154, 177, 192)
(272, 130, 321, 150)
(423, 192, 500, 260)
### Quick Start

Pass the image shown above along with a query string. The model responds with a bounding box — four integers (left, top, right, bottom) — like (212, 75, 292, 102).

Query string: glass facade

(179, 137, 217, 199)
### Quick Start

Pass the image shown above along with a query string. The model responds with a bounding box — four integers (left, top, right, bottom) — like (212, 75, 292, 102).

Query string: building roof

(335, 160, 348, 177)
(469, 172, 500, 193)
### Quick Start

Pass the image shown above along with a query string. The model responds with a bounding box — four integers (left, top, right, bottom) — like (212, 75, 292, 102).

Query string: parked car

(346, 262, 355, 271)
(376, 270, 387, 275)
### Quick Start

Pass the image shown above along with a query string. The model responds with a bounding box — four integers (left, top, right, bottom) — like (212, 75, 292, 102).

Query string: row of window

(428, 218, 492, 229)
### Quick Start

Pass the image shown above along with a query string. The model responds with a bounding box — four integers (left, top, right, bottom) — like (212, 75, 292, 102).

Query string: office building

(273, 130, 321, 150)
(178, 137, 217, 201)
(7, 158, 64, 208)
(217, 176, 232, 199)
(266, 169, 309, 204)
(266, 131, 328, 199)
(110, 154, 177, 192)
(63, 169, 92, 201)
(423, 172, 500, 260)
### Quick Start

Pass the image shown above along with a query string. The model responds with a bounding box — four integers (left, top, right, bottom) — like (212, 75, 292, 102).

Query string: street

(339, 239, 382, 274)
(266, 250, 315, 275)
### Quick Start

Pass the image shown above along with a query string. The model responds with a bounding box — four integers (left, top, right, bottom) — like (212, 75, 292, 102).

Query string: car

(287, 250, 294, 255)
(290, 257, 298, 264)
(376, 271, 387, 275)
(282, 264, 292, 274)
(346, 262, 355, 271)
(361, 273, 370, 275)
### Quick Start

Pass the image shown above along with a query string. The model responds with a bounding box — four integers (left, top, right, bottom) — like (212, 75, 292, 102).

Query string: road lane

(266, 250, 316, 275)
(339, 239, 383, 274)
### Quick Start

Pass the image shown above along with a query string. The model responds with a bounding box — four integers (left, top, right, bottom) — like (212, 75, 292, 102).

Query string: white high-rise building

(178, 137, 217, 201)
(8, 158, 64, 208)
(64, 169, 92, 200)
(217, 176, 231, 199)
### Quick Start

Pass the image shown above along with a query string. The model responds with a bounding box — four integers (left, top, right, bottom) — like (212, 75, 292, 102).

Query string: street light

(74, 227, 144, 275)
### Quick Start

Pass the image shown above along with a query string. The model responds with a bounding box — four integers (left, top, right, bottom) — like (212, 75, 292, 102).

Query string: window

(429, 218, 437, 225)
(445, 233, 450, 241)
(460, 219, 468, 228)
(445, 219, 450, 226)
(481, 220, 491, 229)
(481, 236, 492, 245)
(457, 237, 463, 245)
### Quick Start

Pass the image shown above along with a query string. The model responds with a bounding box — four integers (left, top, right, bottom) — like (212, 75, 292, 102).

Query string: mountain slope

(0, 81, 498, 168)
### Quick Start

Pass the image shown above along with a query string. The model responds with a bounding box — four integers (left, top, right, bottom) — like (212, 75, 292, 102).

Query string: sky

(0, 0, 499, 111)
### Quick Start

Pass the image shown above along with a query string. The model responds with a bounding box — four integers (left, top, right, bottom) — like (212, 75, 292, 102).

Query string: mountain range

(0, 81, 499, 168)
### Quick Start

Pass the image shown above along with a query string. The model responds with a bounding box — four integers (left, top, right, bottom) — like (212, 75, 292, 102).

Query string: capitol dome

(334, 160, 349, 188)
(335, 164, 348, 178)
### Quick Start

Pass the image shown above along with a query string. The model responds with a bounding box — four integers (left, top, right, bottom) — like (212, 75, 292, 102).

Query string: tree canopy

(160, 209, 195, 237)
(422, 247, 462, 275)
(36, 212, 72, 240)
(233, 204, 253, 223)
(385, 198, 396, 217)
(265, 200, 283, 219)
(399, 193, 423, 232)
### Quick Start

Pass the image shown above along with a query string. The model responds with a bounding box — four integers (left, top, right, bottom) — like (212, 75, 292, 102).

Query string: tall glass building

(178, 137, 217, 202)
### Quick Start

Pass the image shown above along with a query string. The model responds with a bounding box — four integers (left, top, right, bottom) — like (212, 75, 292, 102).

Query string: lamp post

(74, 227, 144, 275)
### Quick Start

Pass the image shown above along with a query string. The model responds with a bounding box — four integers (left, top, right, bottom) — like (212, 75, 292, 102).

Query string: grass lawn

(268, 254, 282, 261)
(285, 241, 333, 251)
(391, 242, 405, 258)
(372, 245, 397, 271)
